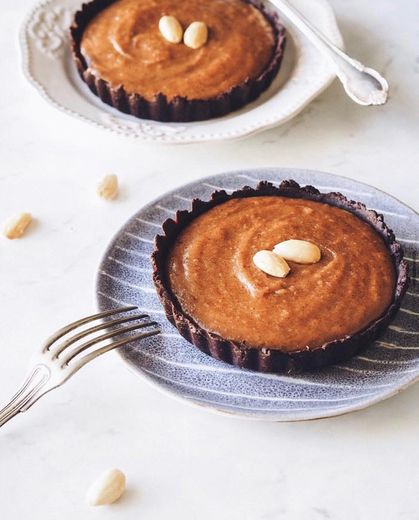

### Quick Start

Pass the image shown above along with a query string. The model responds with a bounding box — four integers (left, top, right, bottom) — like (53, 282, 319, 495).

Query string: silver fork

(0, 306, 160, 429)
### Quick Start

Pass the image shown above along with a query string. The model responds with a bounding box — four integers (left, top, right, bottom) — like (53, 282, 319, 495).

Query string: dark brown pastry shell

(151, 180, 409, 374)
(70, 0, 286, 122)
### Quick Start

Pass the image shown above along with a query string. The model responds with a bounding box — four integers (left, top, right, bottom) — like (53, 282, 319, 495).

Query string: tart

(152, 181, 409, 374)
(70, 0, 286, 122)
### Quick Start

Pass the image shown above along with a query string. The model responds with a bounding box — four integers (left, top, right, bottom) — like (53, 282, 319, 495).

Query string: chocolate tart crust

(151, 181, 409, 374)
(70, 0, 286, 123)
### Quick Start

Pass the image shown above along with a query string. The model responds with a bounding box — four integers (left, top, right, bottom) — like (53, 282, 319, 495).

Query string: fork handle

(271, 0, 348, 63)
(0, 366, 49, 429)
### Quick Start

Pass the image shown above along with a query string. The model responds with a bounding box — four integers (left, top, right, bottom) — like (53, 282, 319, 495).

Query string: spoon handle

(271, 0, 388, 105)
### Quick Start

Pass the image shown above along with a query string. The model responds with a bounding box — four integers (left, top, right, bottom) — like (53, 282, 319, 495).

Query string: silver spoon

(272, 0, 389, 105)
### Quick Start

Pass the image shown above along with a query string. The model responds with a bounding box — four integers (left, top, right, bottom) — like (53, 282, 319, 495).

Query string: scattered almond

(159, 15, 183, 44)
(273, 239, 321, 264)
(4, 212, 33, 239)
(86, 468, 126, 506)
(183, 21, 208, 49)
(253, 250, 290, 278)
(97, 174, 119, 200)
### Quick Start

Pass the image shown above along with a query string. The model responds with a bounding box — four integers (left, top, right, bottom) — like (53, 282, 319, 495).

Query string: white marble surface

(0, 0, 418, 518)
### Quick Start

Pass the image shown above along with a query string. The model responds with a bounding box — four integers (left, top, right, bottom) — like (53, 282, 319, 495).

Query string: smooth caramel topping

(80, 0, 276, 101)
(167, 197, 396, 351)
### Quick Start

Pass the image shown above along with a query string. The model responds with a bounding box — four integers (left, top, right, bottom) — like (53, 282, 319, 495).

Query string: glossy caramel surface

(80, 0, 276, 100)
(167, 197, 396, 351)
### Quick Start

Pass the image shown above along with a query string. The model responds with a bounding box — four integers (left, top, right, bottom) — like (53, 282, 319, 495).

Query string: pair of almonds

(159, 16, 208, 49)
(253, 239, 321, 278)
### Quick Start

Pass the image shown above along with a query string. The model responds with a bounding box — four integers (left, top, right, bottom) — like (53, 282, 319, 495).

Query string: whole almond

(97, 174, 119, 200)
(4, 212, 33, 239)
(183, 21, 208, 49)
(86, 468, 126, 506)
(159, 15, 183, 44)
(253, 250, 290, 278)
(273, 240, 321, 264)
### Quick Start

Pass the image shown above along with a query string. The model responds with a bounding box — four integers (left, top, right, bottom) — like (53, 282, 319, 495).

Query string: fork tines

(44, 306, 160, 368)
(0, 306, 161, 429)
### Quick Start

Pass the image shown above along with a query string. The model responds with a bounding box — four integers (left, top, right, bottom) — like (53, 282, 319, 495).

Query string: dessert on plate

(70, 0, 286, 122)
(152, 181, 409, 373)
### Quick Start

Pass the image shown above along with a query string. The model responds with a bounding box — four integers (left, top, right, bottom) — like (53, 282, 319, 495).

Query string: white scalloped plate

(20, 0, 343, 144)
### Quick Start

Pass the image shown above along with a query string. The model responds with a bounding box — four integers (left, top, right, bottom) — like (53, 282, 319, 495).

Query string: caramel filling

(80, 0, 276, 101)
(167, 197, 396, 351)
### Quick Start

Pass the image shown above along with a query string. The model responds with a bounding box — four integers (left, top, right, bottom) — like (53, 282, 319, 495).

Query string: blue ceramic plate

(96, 169, 419, 421)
